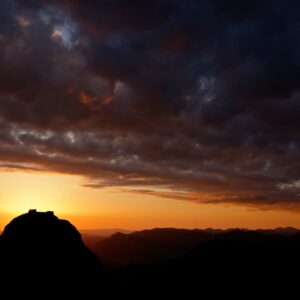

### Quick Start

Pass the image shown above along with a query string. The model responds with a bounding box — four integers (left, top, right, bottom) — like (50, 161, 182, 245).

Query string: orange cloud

(79, 91, 97, 105)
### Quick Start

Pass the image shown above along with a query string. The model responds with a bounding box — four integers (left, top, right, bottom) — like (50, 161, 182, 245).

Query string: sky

(0, 0, 300, 230)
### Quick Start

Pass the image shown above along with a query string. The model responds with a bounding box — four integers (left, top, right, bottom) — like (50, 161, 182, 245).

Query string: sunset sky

(0, 0, 300, 230)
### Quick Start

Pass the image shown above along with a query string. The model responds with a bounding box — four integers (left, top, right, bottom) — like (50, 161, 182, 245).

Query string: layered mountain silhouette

(115, 229, 300, 297)
(0, 211, 299, 298)
(0, 210, 115, 298)
(84, 227, 300, 297)
(88, 226, 300, 268)
(90, 228, 217, 267)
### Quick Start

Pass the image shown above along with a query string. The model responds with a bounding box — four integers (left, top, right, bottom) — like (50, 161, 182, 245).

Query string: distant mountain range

(115, 228, 300, 297)
(80, 228, 133, 236)
(86, 226, 300, 267)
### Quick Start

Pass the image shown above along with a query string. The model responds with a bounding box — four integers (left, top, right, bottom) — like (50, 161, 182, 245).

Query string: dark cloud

(0, 0, 300, 211)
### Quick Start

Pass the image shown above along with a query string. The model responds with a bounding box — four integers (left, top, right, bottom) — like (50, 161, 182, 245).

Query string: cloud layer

(1, 0, 300, 210)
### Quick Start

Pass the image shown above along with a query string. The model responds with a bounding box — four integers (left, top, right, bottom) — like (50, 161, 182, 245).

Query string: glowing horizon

(1, 170, 300, 231)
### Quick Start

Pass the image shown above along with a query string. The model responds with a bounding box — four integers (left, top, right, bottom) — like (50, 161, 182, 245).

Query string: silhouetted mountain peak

(215, 229, 264, 241)
(1, 209, 81, 248)
(92, 227, 218, 266)
(0, 210, 114, 297)
(274, 226, 300, 235)
(112, 231, 128, 239)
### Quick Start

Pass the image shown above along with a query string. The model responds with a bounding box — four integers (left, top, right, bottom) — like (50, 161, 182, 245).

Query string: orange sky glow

(1, 170, 299, 231)
(1, 1, 300, 233)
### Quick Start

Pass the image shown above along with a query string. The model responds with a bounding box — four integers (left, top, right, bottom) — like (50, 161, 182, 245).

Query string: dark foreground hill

(0, 210, 115, 298)
(89, 226, 300, 268)
(84, 226, 300, 297)
(117, 229, 300, 297)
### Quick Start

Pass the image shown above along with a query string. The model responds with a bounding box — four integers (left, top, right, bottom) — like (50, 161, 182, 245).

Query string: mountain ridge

(87, 226, 300, 267)
(0, 210, 116, 297)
